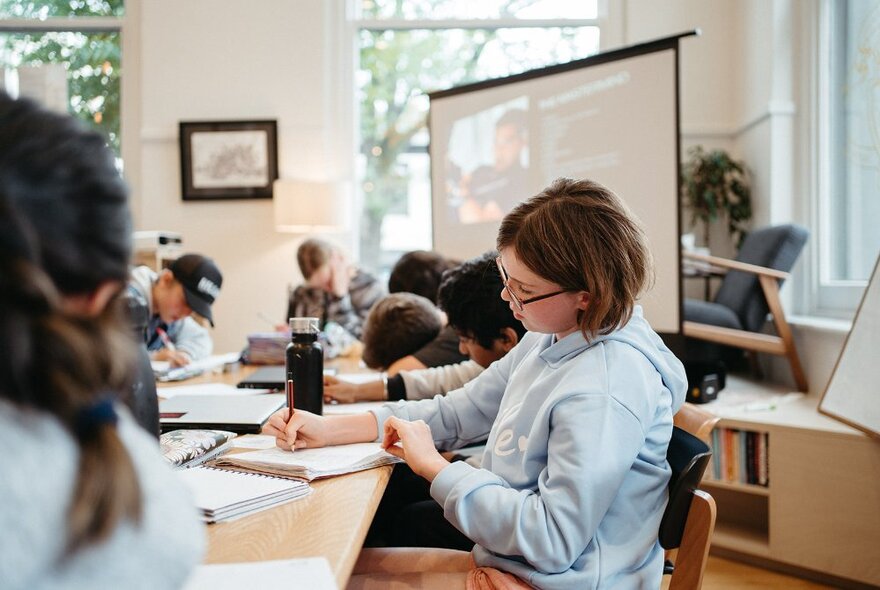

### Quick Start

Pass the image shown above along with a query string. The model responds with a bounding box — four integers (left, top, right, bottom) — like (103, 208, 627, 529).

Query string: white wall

(131, 0, 845, 393)
(135, 0, 353, 353)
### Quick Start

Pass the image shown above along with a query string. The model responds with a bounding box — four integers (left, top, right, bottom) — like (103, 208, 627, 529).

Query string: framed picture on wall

(179, 120, 278, 201)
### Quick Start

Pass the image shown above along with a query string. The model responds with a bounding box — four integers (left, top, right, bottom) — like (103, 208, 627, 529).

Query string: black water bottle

(286, 317, 324, 415)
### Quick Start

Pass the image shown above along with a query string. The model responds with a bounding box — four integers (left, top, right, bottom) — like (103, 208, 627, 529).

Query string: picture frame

(179, 120, 278, 201)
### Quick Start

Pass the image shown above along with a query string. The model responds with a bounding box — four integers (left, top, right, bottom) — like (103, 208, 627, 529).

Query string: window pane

(828, 0, 880, 281)
(357, 26, 599, 270)
(361, 0, 597, 21)
(0, 30, 122, 155)
(0, 0, 123, 18)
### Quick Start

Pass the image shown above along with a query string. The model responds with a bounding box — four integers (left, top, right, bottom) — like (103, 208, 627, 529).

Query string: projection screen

(429, 33, 694, 337)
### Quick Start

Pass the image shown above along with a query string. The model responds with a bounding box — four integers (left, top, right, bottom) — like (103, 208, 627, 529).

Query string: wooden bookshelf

(700, 376, 880, 588)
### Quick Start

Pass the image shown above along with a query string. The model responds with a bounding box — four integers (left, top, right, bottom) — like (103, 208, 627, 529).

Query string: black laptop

(236, 365, 338, 390)
(237, 365, 286, 390)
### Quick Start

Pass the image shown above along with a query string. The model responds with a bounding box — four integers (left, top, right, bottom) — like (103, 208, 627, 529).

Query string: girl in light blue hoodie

(265, 177, 687, 589)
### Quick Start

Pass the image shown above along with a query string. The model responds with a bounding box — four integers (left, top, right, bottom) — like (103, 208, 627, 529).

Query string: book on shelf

(161, 429, 237, 469)
(209, 441, 401, 481)
(175, 465, 311, 523)
(708, 427, 769, 487)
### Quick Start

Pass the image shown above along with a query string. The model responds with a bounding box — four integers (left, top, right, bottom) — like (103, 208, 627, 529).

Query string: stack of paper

(246, 332, 290, 365)
(160, 429, 237, 469)
(176, 466, 311, 523)
(210, 442, 401, 481)
(154, 352, 242, 382)
(183, 557, 335, 590)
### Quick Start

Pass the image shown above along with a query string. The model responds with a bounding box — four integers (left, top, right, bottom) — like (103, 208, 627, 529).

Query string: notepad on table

(176, 466, 311, 523)
(209, 442, 401, 481)
(154, 352, 241, 382)
(183, 557, 335, 590)
(160, 429, 237, 469)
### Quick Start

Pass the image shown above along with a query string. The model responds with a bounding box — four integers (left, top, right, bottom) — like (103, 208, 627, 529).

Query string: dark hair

(388, 250, 459, 304)
(296, 238, 334, 280)
(438, 251, 526, 349)
(0, 92, 141, 554)
(361, 293, 441, 370)
(496, 177, 653, 339)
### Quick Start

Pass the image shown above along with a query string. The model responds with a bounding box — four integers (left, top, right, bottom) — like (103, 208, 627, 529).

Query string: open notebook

(176, 466, 311, 523)
(209, 442, 401, 481)
(183, 557, 335, 590)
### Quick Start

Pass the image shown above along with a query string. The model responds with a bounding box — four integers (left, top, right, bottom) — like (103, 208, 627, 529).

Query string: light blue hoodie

(371, 307, 687, 589)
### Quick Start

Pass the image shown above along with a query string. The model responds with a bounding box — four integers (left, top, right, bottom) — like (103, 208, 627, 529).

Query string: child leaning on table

(264, 177, 687, 590)
(322, 250, 526, 404)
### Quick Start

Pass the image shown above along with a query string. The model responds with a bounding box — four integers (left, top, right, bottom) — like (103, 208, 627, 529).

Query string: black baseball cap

(169, 254, 223, 326)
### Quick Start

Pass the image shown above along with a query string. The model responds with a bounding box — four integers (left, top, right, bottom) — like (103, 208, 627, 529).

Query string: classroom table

(162, 357, 391, 588)
(205, 464, 392, 589)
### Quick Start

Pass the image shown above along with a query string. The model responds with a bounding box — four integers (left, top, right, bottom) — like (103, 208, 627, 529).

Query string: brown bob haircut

(496, 177, 653, 340)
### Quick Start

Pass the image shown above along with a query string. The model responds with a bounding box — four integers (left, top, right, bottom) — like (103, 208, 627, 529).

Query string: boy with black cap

(128, 253, 223, 367)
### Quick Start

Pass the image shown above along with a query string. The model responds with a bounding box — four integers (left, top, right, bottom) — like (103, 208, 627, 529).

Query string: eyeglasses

(495, 256, 567, 312)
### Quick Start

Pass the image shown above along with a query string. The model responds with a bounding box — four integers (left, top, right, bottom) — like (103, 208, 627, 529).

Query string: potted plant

(681, 146, 753, 248)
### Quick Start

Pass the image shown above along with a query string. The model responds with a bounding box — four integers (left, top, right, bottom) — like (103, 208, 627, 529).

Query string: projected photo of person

(446, 99, 530, 224)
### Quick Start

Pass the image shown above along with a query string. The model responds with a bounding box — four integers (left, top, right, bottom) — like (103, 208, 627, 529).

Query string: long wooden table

(205, 464, 392, 588)
(161, 359, 390, 588)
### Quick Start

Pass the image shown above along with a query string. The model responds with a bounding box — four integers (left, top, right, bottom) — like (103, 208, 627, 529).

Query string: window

(0, 0, 125, 158)
(814, 0, 880, 313)
(353, 0, 604, 272)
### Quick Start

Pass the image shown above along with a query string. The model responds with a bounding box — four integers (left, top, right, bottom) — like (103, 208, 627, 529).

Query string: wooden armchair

(682, 224, 809, 391)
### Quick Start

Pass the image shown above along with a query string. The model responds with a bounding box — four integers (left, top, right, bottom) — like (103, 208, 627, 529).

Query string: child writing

(264, 177, 686, 589)
(0, 93, 203, 589)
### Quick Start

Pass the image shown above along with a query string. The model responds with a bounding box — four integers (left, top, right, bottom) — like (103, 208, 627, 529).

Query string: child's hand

(262, 408, 328, 451)
(329, 254, 352, 298)
(381, 416, 449, 481)
(323, 375, 361, 404)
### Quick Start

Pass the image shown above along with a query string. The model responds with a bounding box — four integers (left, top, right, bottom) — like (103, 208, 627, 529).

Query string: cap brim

(182, 286, 214, 327)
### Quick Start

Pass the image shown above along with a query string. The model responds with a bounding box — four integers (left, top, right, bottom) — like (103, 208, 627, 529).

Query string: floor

(662, 556, 837, 589)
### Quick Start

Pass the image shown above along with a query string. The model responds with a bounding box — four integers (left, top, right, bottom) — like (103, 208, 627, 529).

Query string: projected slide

(430, 40, 683, 334)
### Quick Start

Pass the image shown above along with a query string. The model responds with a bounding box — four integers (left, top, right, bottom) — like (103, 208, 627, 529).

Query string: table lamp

(273, 179, 348, 233)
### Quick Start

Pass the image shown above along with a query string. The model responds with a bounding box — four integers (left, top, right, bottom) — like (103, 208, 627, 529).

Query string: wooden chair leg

(759, 276, 809, 391)
(669, 490, 716, 590)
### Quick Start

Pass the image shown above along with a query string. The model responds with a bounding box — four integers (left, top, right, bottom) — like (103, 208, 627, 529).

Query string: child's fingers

(384, 443, 404, 459)
(262, 408, 291, 437)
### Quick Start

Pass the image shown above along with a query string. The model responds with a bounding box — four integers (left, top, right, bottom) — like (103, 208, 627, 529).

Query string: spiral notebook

(176, 465, 311, 523)
(209, 442, 401, 482)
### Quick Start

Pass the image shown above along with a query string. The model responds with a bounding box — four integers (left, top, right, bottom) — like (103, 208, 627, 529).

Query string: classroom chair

(673, 402, 720, 444)
(659, 426, 717, 590)
(682, 223, 810, 391)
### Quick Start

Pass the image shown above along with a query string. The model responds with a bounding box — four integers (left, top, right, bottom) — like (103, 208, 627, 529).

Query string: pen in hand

(155, 327, 176, 351)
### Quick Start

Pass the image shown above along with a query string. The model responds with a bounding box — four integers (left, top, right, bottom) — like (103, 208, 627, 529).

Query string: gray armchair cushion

(683, 299, 743, 330)
(712, 224, 809, 332)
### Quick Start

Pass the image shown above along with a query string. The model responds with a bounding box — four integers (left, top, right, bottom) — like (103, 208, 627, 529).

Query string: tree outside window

(0, 0, 123, 155)
(356, 0, 600, 272)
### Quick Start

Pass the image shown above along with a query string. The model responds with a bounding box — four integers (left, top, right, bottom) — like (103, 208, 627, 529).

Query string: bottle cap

(289, 317, 320, 334)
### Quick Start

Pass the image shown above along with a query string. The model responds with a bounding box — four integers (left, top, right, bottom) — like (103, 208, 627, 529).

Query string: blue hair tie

(75, 397, 118, 437)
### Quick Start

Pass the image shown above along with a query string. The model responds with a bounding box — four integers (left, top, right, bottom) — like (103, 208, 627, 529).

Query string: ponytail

(0, 92, 142, 555)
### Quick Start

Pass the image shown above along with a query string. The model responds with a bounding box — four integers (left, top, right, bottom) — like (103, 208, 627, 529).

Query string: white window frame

(0, 3, 140, 218)
(803, 0, 871, 318)
(344, 0, 617, 267)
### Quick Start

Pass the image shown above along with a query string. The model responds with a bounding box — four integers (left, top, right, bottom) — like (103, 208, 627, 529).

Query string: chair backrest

(659, 427, 712, 549)
(714, 224, 809, 332)
(673, 403, 720, 445)
(659, 426, 716, 590)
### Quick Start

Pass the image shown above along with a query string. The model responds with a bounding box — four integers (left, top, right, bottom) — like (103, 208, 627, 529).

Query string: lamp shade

(273, 179, 349, 233)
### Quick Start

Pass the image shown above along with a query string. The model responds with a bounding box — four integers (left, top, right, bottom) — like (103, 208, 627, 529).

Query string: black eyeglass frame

(495, 256, 568, 312)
